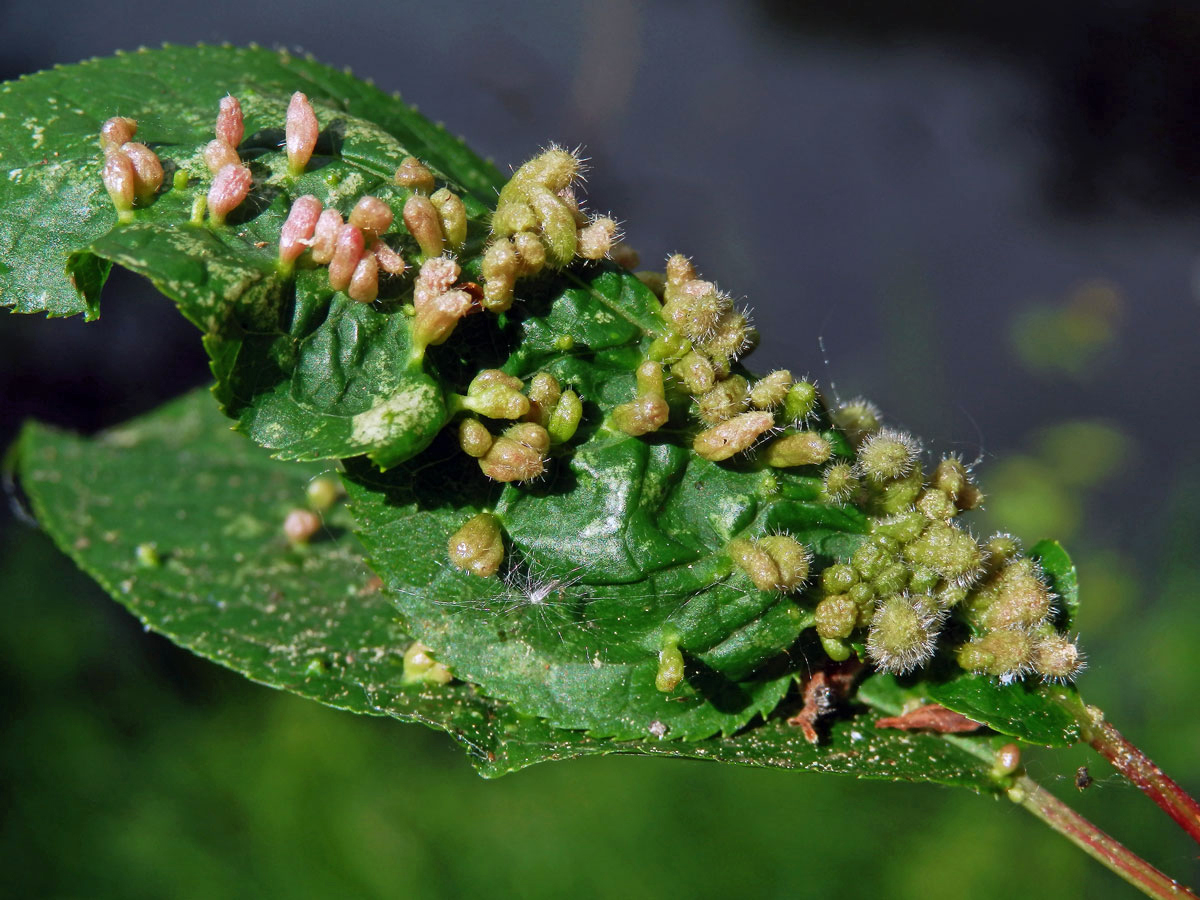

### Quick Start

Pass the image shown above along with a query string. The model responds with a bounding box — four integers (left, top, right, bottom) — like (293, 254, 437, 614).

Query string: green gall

(171, 169, 189, 191)
(481, 239, 519, 312)
(665, 253, 696, 286)
(903, 521, 984, 583)
(634, 360, 667, 399)
(847, 582, 876, 621)
(479, 422, 550, 483)
(977, 559, 1054, 630)
(867, 595, 942, 675)
(856, 427, 922, 483)
(402, 641, 453, 685)
(613, 395, 670, 436)
(525, 183, 577, 266)
(466, 369, 530, 420)
(956, 628, 1035, 680)
(672, 351, 717, 395)
(820, 635, 853, 662)
(851, 540, 891, 579)
(696, 376, 748, 425)
(756, 535, 812, 591)
(820, 462, 859, 506)
(864, 467, 925, 516)
(1030, 633, 1085, 683)
(983, 533, 1022, 574)
(815, 594, 859, 640)
(547, 390, 583, 444)
(871, 510, 927, 545)
(872, 562, 910, 596)
(693, 411, 774, 462)
(283, 508, 322, 544)
(305, 476, 342, 512)
(909, 566, 940, 594)
(782, 380, 819, 422)
(394, 155, 435, 194)
(458, 418, 493, 458)
(135, 542, 160, 568)
(933, 455, 969, 501)
(992, 743, 1022, 778)
(697, 308, 753, 365)
(763, 431, 832, 468)
(821, 563, 858, 594)
(727, 538, 781, 593)
(430, 188, 468, 251)
(655, 637, 685, 693)
(749, 369, 793, 410)
(647, 332, 690, 364)
(664, 279, 728, 341)
(916, 488, 958, 521)
(447, 512, 505, 578)
(833, 398, 882, 444)
(525, 372, 562, 426)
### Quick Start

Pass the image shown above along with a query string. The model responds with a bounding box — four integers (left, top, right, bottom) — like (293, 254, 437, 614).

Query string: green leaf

(15, 386, 1001, 791)
(339, 257, 876, 740)
(0, 44, 502, 321)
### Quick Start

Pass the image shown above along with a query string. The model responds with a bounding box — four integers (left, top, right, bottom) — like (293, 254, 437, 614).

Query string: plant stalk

(1012, 775, 1197, 900)
(1087, 717, 1200, 847)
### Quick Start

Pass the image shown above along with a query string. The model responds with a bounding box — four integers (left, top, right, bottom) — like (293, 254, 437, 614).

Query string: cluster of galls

(453, 370, 582, 484)
(627, 255, 830, 469)
(807, 416, 1083, 683)
(99, 116, 164, 223)
(274, 155, 471, 339)
(480, 147, 622, 311)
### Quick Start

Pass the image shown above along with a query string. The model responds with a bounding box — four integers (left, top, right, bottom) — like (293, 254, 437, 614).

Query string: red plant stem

(1089, 718, 1200, 847)
(1013, 775, 1197, 900)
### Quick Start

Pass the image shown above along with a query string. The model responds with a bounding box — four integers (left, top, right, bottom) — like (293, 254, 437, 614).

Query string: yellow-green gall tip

(976, 559, 1055, 630)
(672, 352, 716, 395)
(782, 380, 818, 422)
(402, 641, 454, 685)
(448, 513, 505, 578)
(902, 521, 984, 583)
(956, 628, 1035, 681)
(465, 369, 530, 420)
(856, 427, 922, 482)
(547, 389, 583, 444)
(458, 418, 494, 458)
(820, 462, 859, 506)
(613, 396, 670, 436)
(135, 542, 160, 568)
(728, 536, 811, 592)
(1030, 633, 1085, 682)
(916, 488, 958, 521)
(478, 423, 550, 483)
(749, 370, 793, 410)
(833, 398, 882, 444)
(815, 595, 858, 640)
(821, 563, 858, 594)
(866, 595, 943, 674)
(305, 475, 343, 512)
(655, 638, 685, 692)
(763, 431, 832, 468)
(695, 376, 748, 425)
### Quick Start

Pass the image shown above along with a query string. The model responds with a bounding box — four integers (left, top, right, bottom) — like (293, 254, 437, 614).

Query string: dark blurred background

(2, 1, 1199, 897)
